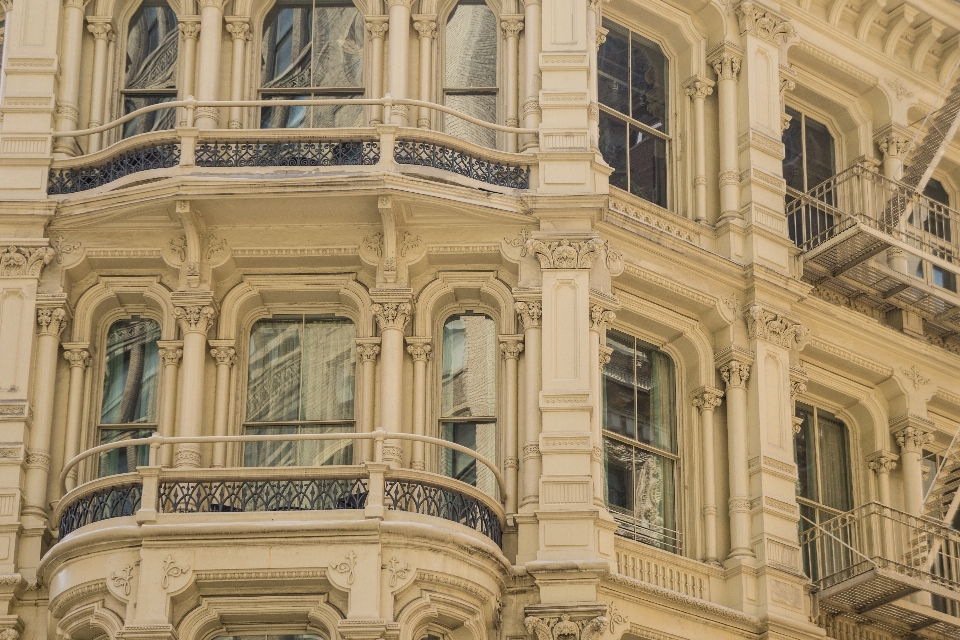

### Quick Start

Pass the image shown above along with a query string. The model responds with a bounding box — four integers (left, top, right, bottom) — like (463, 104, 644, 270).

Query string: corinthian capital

(210, 346, 237, 366)
(159, 346, 184, 366)
(63, 348, 91, 368)
(371, 302, 412, 332)
(226, 22, 250, 40)
(720, 361, 751, 389)
(867, 452, 898, 474)
(413, 17, 436, 38)
(366, 17, 389, 38)
(179, 21, 201, 39)
(524, 237, 605, 270)
(683, 76, 715, 100)
(174, 305, 217, 335)
(893, 418, 934, 453)
(87, 21, 113, 40)
(500, 15, 524, 38)
(692, 387, 724, 410)
(37, 307, 68, 338)
(499, 338, 524, 360)
(735, 0, 795, 45)
(406, 340, 433, 362)
(1, 245, 55, 278)
(744, 304, 808, 349)
(515, 301, 542, 329)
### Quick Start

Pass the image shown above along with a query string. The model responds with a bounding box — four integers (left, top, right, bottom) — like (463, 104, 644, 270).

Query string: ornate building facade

(0, 0, 959, 638)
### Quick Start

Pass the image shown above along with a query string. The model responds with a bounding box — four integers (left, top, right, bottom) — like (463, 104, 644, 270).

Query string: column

(693, 386, 724, 565)
(356, 339, 381, 462)
(499, 335, 523, 515)
(365, 17, 388, 125)
(61, 346, 92, 492)
(894, 420, 933, 516)
(877, 126, 912, 274)
(867, 452, 898, 506)
(516, 300, 542, 509)
(501, 15, 523, 152)
(372, 301, 412, 465)
(412, 17, 435, 129)
(178, 19, 201, 125)
(586, 0, 599, 150)
(589, 305, 615, 508)
(102, 31, 118, 147)
(53, 0, 88, 155)
(173, 296, 217, 467)
(406, 338, 431, 470)
(209, 343, 236, 467)
(195, 0, 226, 129)
(86, 20, 113, 154)
(709, 49, 742, 221)
(720, 356, 753, 558)
(225, 20, 250, 129)
(683, 76, 714, 224)
(386, 0, 414, 126)
(520, 0, 541, 150)
(157, 341, 183, 467)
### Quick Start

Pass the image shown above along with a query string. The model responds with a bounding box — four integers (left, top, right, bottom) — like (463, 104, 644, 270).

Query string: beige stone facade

(0, 0, 959, 639)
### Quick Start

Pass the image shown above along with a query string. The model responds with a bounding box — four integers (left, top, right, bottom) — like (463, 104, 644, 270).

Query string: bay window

(443, 0, 499, 148)
(122, 1, 179, 138)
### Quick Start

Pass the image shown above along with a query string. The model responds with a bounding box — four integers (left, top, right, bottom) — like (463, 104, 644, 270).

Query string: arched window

(603, 330, 678, 553)
(260, 0, 364, 129)
(244, 315, 356, 466)
(440, 314, 497, 495)
(98, 318, 162, 476)
(122, 1, 179, 138)
(444, 0, 498, 148)
(782, 108, 836, 246)
(598, 20, 670, 208)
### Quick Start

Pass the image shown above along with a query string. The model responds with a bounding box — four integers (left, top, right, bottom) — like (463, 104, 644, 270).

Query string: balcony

(800, 502, 960, 638)
(54, 430, 505, 548)
(786, 165, 960, 344)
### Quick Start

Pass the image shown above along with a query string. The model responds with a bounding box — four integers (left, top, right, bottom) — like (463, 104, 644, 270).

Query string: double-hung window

(910, 178, 957, 292)
(603, 330, 679, 553)
(244, 316, 356, 466)
(443, 0, 499, 148)
(122, 1, 179, 138)
(782, 108, 836, 247)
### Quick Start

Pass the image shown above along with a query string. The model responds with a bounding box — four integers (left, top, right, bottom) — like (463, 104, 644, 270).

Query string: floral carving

(63, 349, 91, 368)
(399, 231, 421, 257)
(525, 614, 608, 640)
(0, 246, 55, 278)
(37, 307, 68, 337)
(516, 301, 542, 329)
(173, 305, 217, 335)
(371, 302, 412, 332)
(204, 235, 227, 260)
(608, 603, 628, 634)
(210, 347, 237, 366)
(692, 387, 724, 410)
(499, 339, 524, 360)
(590, 305, 616, 330)
(720, 362, 751, 389)
(331, 551, 357, 585)
(52, 234, 80, 264)
(407, 342, 432, 361)
(111, 564, 136, 596)
(159, 347, 183, 366)
(736, 1, 795, 45)
(895, 426, 933, 453)
(744, 305, 808, 348)
(901, 365, 929, 390)
(357, 343, 381, 363)
(169, 236, 187, 262)
(160, 555, 189, 589)
(523, 237, 606, 269)
(387, 556, 411, 587)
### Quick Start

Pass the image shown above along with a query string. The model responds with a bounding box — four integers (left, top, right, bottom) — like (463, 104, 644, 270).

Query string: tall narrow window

(444, 0, 498, 148)
(122, 1, 179, 138)
(440, 314, 497, 496)
(260, 0, 364, 128)
(99, 319, 161, 476)
(783, 108, 836, 247)
(910, 178, 957, 292)
(598, 20, 670, 209)
(603, 330, 678, 553)
(245, 316, 356, 466)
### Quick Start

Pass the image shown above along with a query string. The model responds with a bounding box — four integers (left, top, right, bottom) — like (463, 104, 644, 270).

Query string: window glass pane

(604, 330, 636, 439)
(628, 125, 667, 208)
(933, 265, 958, 292)
(101, 319, 161, 424)
(99, 428, 155, 476)
(261, 94, 310, 129)
(817, 410, 853, 512)
(782, 106, 804, 192)
(440, 422, 496, 494)
(803, 115, 835, 190)
(312, 1, 364, 87)
(925, 178, 950, 207)
(598, 20, 629, 116)
(634, 448, 676, 544)
(300, 318, 356, 421)
(445, 0, 497, 89)
(311, 94, 364, 128)
(300, 423, 353, 465)
(605, 436, 633, 510)
(246, 321, 302, 422)
(441, 315, 496, 417)
(123, 95, 177, 137)
(125, 3, 179, 91)
(262, 4, 313, 89)
(443, 93, 497, 148)
(599, 111, 628, 192)
(646, 348, 676, 453)
(794, 403, 817, 502)
(630, 32, 668, 132)
(244, 425, 298, 467)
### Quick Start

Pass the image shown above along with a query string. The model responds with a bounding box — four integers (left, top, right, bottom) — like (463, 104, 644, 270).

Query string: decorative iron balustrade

(157, 478, 368, 513)
(384, 479, 502, 546)
(48, 143, 181, 195)
(195, 140, 380, 168)
(394, 140, 530, 190)
(58, 482, 143, 539)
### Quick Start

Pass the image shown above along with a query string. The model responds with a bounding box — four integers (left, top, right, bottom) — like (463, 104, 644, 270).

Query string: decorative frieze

(744, 305, 808, 348)
(1, 246, 55, 278)
(371, 302, 412, 332)
(735, 1, 795, 45)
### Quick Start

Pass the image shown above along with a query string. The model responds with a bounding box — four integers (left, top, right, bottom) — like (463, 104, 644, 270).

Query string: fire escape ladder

(900, 67, 960, 194)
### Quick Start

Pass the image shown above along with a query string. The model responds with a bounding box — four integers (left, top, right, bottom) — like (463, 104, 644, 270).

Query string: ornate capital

(174, 305, 217, 335)
(735, 1, 795, 45)
(596, 26, 608, 51)
(196, 0, 228, 8)
(63, 349, 91, 368)
(895, 425, 933, 453)
(406, 341, 432, 362)
(159, 347, 183, 366)
(867, 452, 898, 474)
(1, 245, 55, 278)
(744, 305, 808, 348)
(516, 301, 542, 329)
(684, 78, 715, 100)
(87, 22, 113, 40)
(524, 237, 605, 270)
(692, 387, 724, 411)
(179, 21, 201, 39)
(500, 16, 524, 38)
(372, 302, 412, 332)
(210, 346, 237, 366)
(779, 77, 796, 97)
(413, 17, 436, 38)
(366, 17, 389, 38)
(590, 304, 616, 331)
(358, 342, 381, 363)
(710, 51, 742, 80)
(720, 361, 751, 389)
(789, 365, 808, 398)
(499, 338, 524, 360)
(387, 0, 415, 8)
(226, 22, 250, 40)
(878, 131, 911, 159)
(524, 614, 608, 640)
(37, 307, 68, 337)
(599, 345, 613, 369)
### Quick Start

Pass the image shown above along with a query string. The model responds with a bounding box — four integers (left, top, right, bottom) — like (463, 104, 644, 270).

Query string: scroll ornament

(525, 614, 608, 640)
(744, 305, 808, 348)
(0, 246, 55, 278)
(523, 237, 606, 270)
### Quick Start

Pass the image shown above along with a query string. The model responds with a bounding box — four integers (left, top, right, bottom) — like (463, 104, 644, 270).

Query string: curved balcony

(54, 431, 505, 547)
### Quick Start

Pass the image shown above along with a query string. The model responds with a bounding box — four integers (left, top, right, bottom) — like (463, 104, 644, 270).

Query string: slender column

(710, 51, 742, 221)
(877, 128, 910, 182)
(407, 338, 432, 470)
(365, 17, 388, 125)
(868, 452, 898, 506)
(61, 346, 92, 492)
(589, 305, 615, 507)
(501, 16, 523, 152)
(693, 386, 724, 565)
(195, 0, 226, 129)
(178, 19, 201, 125)
(520, 0, 541, 150)
(102, 31, 118, 147)
(210, 344, 236, 467)
(683, 77, 714, 223)
(500, 336, 524, 515)
(53, 0, 88, 155)
(157, 342, 183, 467)
(720, 358, 753, 558)
(386, 0, 414, 126)
(586, 1, 599, 150)
(225, 20, 249, 130)
(412, 17, 436, 129)
(895, 423, 933, 516)
(357, 339, 381, 462)
(516, 301, 542, 508)
(86, 21, 113, 154)
(372, 302, 412, 465)
(173, 301, 217, 467)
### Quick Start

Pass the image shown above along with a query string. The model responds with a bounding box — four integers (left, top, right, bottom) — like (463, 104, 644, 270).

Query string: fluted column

(157, 342, 183, 467)
(406, 338, 432, 470)
(178, 19, 201, 125)
(86, 20, 113, 153)
(386, 0, 414, 126)
(867, 452, 898, 506)
(365, 17, 388, 125)
(516, 300, 542, 509)
(53, 0, 88, 155)
(195, 0, 226, 129)
(210, 343, 236, 467)
(413, 17, 436, 129)
(683, 76, 714, 224)
(720, 357, 753, 558)
(225, 20, 249, 129)
(173, 300, 217, 467)
(709, 50, 742, 221)
(693, 386, 724, 565)
(500, 336, 523, 515)
(894, 420, 933, 516)
(372, 302, 411, 465)
(501, 15, 523, 152)
(520, 0, 541, 150)
(61, 346, 92, 492)
(589, 305, 615, 507)
(356, 339, 381, 462)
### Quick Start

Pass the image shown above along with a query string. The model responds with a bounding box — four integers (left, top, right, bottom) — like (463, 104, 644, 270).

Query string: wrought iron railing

(195, 139, 380, 168)
(48, 141, 180, 195)
(610, 507, 682, 555)
(58, 479, 142, 539)
(385, 478, 502, 546)
(158, 477, 369, 512)
(394, 140, 529, 189)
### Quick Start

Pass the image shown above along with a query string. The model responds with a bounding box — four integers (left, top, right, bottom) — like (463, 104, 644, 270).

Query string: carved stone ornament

(111, 563, 137, 596)
(525, 614, 608, 640)
(174, 305, 217, 335)
(413, 19, 436, 38)
(868, 454, 897, 474)
(63, 349, 91, 368)
(372, 302, 412, 332)
(407, 342, 432, 361)
(210, 347, 237, 366)
(357, 343, 381, 363)
(684, 80, 714, 100)
(0, 246, 55, 278)
(692, 387, 724, 411)
(744, 305, 808, 348)
(500, 339, 524, 360)
(387, 556, 411, 587)
(895, 426, 933, 453)
(720, 362, 751, 389)
(160, 555, 189, 589)
(524, 237, 606, 270)
(365, 18, 388, 39)
(710, 52, 741, 80)
(37, 307, 69, 337)
(179, 22, 201, 39)
(901, 365, 929, 390)
(331, 551, 357, 585)
(878, 131, 911, 159)
(607, 603, 628, 634)
(590, 305, 616, 330)
(516, 301, 542, 329)
(159, 347, 183, 366)
(735, 1, 795, 45)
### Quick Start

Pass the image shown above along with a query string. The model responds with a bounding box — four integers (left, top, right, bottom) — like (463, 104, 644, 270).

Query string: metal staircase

(901, 70, 960, 194)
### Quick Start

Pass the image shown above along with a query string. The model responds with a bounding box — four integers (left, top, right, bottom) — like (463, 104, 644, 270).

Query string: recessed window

(122, 1, 179, 138)
(783, 108, 836, 247)
(244, 316, 356, 466)
(444, 0, 499, 148)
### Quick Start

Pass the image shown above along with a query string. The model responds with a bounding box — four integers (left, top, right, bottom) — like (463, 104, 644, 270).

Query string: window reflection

(444, 0, 498, 148)
(122, 1, 179, 138)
